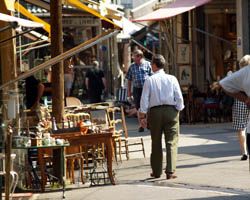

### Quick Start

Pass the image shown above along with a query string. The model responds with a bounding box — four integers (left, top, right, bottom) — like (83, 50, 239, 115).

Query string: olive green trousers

(148, 105, 179, 177)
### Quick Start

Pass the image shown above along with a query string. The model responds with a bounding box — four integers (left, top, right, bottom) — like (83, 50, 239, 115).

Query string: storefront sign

(62, 17, 100, 27)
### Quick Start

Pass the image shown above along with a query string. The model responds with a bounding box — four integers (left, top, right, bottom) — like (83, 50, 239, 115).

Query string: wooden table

(14, 144, 68, 192)
(52, 131, 115, 185)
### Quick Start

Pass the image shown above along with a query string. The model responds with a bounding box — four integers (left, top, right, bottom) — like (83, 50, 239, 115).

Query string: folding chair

(106, 106, 145, 161)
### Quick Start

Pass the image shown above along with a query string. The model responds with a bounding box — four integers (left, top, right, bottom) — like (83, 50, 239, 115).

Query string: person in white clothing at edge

(211, 55, 250, 161)
(230, 55, 250, 161)
(139, 54, 184, 179)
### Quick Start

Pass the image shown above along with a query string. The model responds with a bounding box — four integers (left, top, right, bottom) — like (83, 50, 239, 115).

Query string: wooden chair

(89, 109, 109, 129)
(88, 109, 108, 162)
(89, 102, 113, 109)
(203, 97, 221, 123)
(65, 97, 82, 107)
(106, 107, 124, 161)
(65, 145, 85, 184)
(106, 106, 145, 161)
(52, 132, 85, 184)
(64, 112, 91, 129)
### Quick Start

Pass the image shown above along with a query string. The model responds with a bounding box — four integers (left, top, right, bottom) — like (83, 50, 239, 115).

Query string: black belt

(133, 87, 143, 89)
(150, 105, 174, 109)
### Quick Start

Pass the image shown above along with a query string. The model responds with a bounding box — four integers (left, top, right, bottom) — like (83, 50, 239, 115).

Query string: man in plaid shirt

(126, 49, 152, 132)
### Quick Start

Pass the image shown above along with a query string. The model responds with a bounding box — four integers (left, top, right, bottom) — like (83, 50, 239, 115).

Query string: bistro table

(51, 130, 115, 185)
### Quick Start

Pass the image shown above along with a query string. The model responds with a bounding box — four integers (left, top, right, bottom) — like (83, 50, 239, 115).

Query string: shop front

(0, 1, 123, 198)
(133, 0, 237, 92)
(132, 0, 238, 123)
(204, 0, 237, 83)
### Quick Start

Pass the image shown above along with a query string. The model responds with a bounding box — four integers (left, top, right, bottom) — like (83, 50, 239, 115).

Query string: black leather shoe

(166, 173, 177, 180)
(240, 154, 248, 161)
(138, 127, 144, 132)
(150, 173, 160, 178)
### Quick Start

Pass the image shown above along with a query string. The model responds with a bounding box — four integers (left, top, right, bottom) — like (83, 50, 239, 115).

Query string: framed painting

(179, 65, 192, 86)
(177, 44, 190, 64)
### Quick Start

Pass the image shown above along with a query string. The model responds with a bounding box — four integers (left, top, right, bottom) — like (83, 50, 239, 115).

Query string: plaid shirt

(126, 60, 152, 88)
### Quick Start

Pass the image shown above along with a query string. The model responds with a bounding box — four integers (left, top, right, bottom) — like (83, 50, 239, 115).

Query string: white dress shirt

(139, 69, 184, 113)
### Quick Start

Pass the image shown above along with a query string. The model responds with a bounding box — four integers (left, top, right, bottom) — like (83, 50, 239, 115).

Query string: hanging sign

(62, 17, 101, 27)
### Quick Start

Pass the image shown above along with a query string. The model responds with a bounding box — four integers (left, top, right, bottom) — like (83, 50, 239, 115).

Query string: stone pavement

(25, 119, 250, 199)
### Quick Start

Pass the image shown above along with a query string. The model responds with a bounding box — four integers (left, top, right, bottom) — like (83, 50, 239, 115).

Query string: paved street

(30, 118, 250, 200)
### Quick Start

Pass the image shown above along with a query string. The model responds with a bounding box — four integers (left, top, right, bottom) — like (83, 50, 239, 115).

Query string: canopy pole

(50, 0, 64, 123)
(0, 2, 17, 200)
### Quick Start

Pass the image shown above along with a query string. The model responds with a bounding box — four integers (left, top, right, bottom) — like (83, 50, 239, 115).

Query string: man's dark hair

(152, 54, 165, 69)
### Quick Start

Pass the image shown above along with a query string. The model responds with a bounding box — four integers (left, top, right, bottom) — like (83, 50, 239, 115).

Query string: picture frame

(177, 44, 190, 64)
(179, 65, 192, 86)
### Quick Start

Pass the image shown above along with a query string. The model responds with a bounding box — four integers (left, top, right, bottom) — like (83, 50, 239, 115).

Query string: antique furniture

(13, 144, 67, 193)
(51, 130, 115, 185)
(106, 106, 145, 161)
(0, 153, 18, 200)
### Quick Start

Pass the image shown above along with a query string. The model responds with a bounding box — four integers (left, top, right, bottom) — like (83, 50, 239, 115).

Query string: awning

(114, 17, 140, 36)
(67, 0, 121, 29)
(132, 0, 212, 22)
(14, 2, 50, 35)
(14, 0, 121, 35)
(0, 13, 44, 28)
